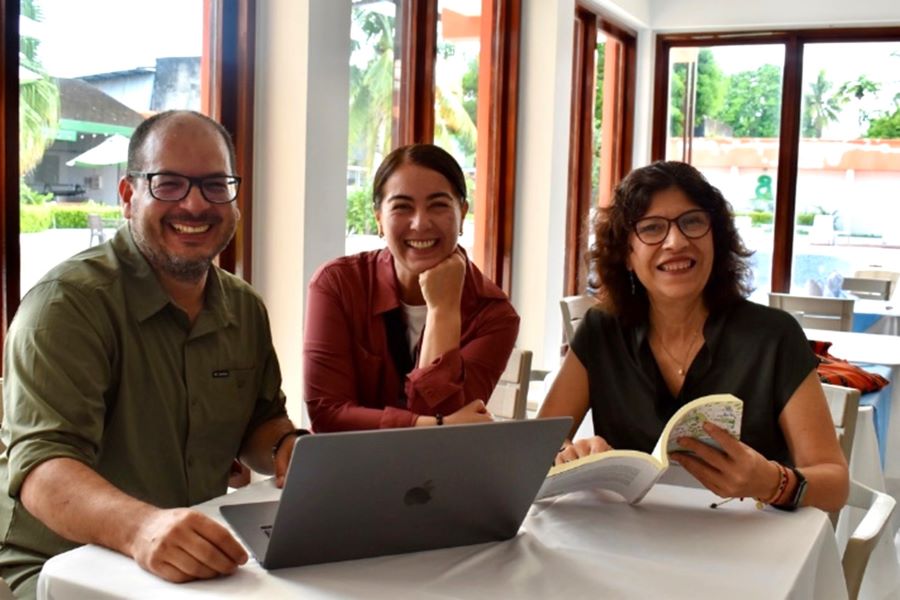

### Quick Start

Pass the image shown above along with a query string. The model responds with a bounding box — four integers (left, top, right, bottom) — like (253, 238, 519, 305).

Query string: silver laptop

(220, 417, 571, 569)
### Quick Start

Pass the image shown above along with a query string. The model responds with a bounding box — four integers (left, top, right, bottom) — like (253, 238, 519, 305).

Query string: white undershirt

(401, 302, 428, 358)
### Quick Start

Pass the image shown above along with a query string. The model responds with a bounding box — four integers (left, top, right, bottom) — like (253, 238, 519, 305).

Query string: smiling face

(120, 114, 239, 283)
(627, 186, 714, 307)
(375, 162, 467, 292)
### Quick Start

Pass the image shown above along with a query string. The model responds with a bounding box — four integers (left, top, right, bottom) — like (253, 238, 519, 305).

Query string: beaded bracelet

(755, 461, 788, 509)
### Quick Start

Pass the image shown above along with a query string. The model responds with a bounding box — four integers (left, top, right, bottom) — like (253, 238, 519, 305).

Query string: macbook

(220, 417, 571, 569)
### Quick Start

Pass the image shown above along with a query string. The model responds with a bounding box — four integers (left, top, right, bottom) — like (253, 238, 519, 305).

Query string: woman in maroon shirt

(304, 144, 520, 431)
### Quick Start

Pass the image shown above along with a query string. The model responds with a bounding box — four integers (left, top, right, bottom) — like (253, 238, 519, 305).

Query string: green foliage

(50, 203, 123, 229)
(461, 58, 478, 130)
(867, 108, 900, 138)
(346, 188, 377, 235)
(20, 179, 52, 205)
(796, 212, 816, 227)
(866, 93, 900, 138)
(718, 64, 782, 137)
(348, 8, 396, 179)
(668, 49, 725, 137)
(19, 0, 60, 175)
(20, 204, 52, 233)
(802, 70, 844, 138)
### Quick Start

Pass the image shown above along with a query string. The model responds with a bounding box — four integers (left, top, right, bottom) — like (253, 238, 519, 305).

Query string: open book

(536, 394, 743, 504)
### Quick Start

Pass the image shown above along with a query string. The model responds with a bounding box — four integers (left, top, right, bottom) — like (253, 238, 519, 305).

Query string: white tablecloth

(38, 481, 846, 600)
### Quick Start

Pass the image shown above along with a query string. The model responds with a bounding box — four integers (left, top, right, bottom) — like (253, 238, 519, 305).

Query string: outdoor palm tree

(802, 70, 843, 138)
(20, 0, 60, 176)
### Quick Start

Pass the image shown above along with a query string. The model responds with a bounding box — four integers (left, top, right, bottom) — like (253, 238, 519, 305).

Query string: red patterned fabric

(809, 340, 890, 392)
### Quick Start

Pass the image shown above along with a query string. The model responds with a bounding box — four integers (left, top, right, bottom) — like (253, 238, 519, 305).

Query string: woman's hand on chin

(419, 250, 466, 312)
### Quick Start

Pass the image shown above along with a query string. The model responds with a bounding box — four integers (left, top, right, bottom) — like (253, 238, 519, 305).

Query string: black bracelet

(435, 413, 444, 426)
(271, 428, 310, 461)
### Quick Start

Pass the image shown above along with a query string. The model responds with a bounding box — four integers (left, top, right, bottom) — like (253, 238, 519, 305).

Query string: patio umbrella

(66, 134, 130, 167)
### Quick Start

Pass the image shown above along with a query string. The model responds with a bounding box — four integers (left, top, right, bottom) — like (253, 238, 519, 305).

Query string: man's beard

(131, 217, 236, 283)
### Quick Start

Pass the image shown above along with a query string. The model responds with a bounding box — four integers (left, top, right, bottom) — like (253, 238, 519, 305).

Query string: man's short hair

(127, 110, 238, 174)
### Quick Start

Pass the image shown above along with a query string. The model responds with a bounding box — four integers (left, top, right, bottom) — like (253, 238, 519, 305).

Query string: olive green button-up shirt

(0, 226, 287, 562)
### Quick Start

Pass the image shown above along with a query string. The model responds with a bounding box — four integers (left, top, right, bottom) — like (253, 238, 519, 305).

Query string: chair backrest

(768, 293, 855, 331)
(821, 383, 860, 465)
(488, 348, 532, 420)
(854, 269, 900, 301)
(88, 214, 105, 246)
(843, 480, 897, 600)
(560, 295, 599, 344)
(841, 277, 892, 301)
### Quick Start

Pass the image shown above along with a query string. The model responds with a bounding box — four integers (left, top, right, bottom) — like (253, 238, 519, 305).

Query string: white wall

(511, 0, 576, 372)
(649, 0, 900, 31)
(253, 0, 349, 425)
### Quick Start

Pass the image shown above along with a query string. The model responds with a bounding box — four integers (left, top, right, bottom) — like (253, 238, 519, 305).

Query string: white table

(38, 480, 846, 600)
(853, 299, 900, 336)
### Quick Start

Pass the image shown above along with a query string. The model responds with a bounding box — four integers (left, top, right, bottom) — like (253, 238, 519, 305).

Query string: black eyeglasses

(128, 172, 241, 204)
(632, 209, 711, 245)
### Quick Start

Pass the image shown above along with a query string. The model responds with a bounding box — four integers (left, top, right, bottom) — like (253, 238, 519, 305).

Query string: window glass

(19, 0, 204, 297)
(666, 44, 784, 298)
(433, 0, 481, 258)
(346, 0, 399, 256)
(790, 41, 900, 297)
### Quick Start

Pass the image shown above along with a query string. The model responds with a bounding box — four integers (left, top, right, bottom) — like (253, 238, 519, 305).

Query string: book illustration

(664, 399, 743, 453)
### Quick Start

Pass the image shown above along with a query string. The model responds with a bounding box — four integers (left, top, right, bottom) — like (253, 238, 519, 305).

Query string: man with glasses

(0, 110, 302, 596)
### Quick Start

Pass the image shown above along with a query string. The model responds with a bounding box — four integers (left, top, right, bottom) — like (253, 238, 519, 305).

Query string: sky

(27, 0, 202, 78)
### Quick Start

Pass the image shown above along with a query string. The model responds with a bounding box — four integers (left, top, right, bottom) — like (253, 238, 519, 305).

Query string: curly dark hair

(588, 161, 753, 325)
(371, 144, 467, 210)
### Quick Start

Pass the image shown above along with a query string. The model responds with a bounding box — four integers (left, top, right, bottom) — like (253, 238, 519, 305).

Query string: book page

(654, 394, 743, 459)
(536, 451, 663, 504)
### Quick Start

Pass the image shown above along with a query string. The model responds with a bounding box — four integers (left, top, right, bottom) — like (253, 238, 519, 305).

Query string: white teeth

(172, 223, 211, 234)
(660, 260, 692, 272)
(406, 239, 437, 249)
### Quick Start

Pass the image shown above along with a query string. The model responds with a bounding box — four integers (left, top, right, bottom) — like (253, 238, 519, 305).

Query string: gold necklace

(655, 327, 702, 377)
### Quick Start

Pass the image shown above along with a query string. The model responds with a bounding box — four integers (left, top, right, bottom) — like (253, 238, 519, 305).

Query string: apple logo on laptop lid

(404, 480, 434, 506)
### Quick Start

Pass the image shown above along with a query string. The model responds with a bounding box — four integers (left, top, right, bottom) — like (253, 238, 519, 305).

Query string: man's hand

(228, 459, 251, 489)
(273, 432, 299, 488)
(129, 508, 248, 583)
(418, 250, 466, 312)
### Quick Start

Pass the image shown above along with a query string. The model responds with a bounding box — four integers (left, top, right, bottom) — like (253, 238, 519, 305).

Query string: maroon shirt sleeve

(405, 300, 520, 416)
(303, 266, 419, 431)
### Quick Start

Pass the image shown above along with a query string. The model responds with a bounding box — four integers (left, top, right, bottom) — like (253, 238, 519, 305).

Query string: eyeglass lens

(150, 174, 238, 203)
(634, 210, 710, 244)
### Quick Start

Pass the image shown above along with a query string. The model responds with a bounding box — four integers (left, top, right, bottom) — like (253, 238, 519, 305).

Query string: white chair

(855, 269, 900, 302)
(822, 383, 860, 465)
(842, 277, 892, 301)
(488, 348, 532, 420)
(560, 295, 599, 345)
(842, 480, 896, 600)
(768, 293, 855, 331)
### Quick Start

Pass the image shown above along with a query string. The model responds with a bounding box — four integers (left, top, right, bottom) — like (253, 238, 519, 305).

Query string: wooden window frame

(565, 5, 635, 297)
(0, 0, 255, 347)
(652, 27, 900, 292)
(395, 0, 521, 294)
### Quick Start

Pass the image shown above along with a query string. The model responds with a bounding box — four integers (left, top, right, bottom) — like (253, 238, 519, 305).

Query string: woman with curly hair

(539, 161, 847, 512)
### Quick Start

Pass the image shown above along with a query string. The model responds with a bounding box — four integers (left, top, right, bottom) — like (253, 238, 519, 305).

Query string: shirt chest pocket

(190, 366, 258, 452)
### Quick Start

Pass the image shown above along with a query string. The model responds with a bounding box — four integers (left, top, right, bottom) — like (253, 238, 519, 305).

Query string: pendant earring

(629, 271, 636, 295)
